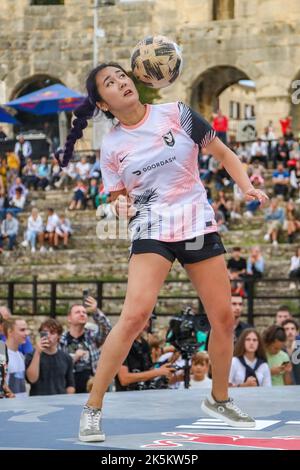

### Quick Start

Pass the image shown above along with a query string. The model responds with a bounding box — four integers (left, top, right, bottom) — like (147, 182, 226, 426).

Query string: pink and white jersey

(100, 102, 217, 242)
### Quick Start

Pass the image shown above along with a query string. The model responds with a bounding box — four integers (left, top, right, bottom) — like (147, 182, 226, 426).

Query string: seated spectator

(22, 158, 38, 190)
(212, 201, 228, 233)
(8, 176, 28, 200)
(4, 317, 28, 397)
(95, 182, 110, 208)
(6, 152, 20, 186)
(282, 318, 300, 385)
(49, 158, 61, 188)
(246, 246, 265, 279)
(54, 162, 77, 190)
(76, 156, 91, 181)
(250, 138, 268, 168)
(0, 211, 19, 253)
(115, 323, 175, 392)
(69, 181, 87, 210)
(0, 305, 33, 355)
(290, 160, 300, 201)
(273, 137, 289, 168)
(59, 296, 111, 393)
(227, 247, 247, 277)
(21, 208, 44, 253)
(88, 158, 101, 180)
(54, 214, 72, 249)
(272, 163, 290, 200)
(44, 208, 59, 252)
(288, 247, 300, 288)
(287, 141, 300, 170)
(263, 325, 292, 386)
(229, 269, 246, 297)
(25, 318, 75, 396)
(275, 305, 292, 326)
(244, 178, 264, 218)
(215, 164, 233, 190)
(229, 328, 271, 387)
(232, 294, 250, 343)
(9, 187, 26, 216)
(264, 197, 285, 247)
(37, 156, 51, 190)
(285, 200, 300, 243)
(215, 190, 231, 222)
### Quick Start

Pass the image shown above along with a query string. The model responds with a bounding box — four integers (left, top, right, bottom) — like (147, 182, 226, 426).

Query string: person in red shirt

(212, 109, 229, 145)
(279, 116, 292, 136)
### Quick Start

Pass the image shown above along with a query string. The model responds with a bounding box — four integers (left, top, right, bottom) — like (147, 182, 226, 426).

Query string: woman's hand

(113, 195, 137, 219)
(244, 187, 269, 205)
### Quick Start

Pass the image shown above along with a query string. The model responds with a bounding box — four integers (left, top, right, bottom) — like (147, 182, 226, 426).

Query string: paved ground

(1, 386, 300, 450)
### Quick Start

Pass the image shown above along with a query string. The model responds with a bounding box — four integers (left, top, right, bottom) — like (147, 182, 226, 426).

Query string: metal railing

(0, 276, 299, 324)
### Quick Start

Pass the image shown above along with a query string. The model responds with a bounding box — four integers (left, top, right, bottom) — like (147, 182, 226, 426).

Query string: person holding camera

(59, 295, 111, 393)
(25, 319, 75, 396)
(115, 323, 175, 392)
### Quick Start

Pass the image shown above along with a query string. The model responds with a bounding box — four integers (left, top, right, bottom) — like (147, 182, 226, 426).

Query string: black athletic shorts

(130, 232, 226, 266)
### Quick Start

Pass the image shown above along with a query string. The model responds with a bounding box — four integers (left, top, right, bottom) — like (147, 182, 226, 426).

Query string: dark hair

(263, 325, 286, 346)
(282, 318, 299, 330)
(234, 328, 267, 361)
(232, 247, 241, 252)
(38, 318, 63, 336)
(58, 62, 128, 168)
(277, 305, 290, 313)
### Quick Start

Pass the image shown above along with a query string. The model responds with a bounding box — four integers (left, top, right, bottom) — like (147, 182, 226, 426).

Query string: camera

(166, 306, 199, 353)
(40, 331, 49, 338)
(82, 289, 89, 307)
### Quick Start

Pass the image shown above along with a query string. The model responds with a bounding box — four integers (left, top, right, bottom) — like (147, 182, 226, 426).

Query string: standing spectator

(290, 160, 300, 201)
(227, 247, 247, 277)
(14, 135, 32, 176)
(0, 306, 33, 355)
(232, 294, 250, 343)
(54, 214, 72, 249)
(212, 109, 228, 144)
(246, 246, 265, 279)
(250, 138, 268, 168)
(273, 137, 289, 168)
(25, 319, 75, 396)
(289, 247, 300, 289)
(0, 212, 19, 253)
(264, 197, 285, 247)
(60, 296, 111, 393)
(21, 208, 44, 253)
(279, 115, 292, 137)
(282, 318, 300, 385)
(263, 325, 292, 386)
(229, 328, 271, 387)
(6, 151, 20, 186)
(272, 163, 290, 200)
(275, 306, 292, 326)
(44, 208, 59, 251)
(4, 317, 28, 396)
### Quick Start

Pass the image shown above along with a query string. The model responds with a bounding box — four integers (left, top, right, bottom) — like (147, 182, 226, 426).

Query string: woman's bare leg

(87, 253, 172, 409)
(184, 254, 234, 401)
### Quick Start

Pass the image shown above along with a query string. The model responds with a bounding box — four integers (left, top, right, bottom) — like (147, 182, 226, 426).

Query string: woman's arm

(206, 137, 268, 204)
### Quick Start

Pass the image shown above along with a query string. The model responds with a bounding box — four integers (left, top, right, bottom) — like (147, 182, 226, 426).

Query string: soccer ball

(131, 35, 182, 89)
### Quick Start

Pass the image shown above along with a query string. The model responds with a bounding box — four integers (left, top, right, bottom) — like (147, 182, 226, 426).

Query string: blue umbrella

(0, 106, 19, 124)
(6, 84, 85, 115)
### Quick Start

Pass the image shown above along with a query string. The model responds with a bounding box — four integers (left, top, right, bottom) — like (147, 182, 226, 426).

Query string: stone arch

(10, 74, 63, 101)
(190, 65, 251, 120)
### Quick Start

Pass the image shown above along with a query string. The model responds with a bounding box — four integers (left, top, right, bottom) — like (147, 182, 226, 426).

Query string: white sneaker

(49, 247, 53, 252)
(289, 282, 296, 290)
(31, 247, 36, 253)
(21, 240, 29, 248)
(45, 185, 51, 191)
(244, 211, 253, 219)
(263, 233, 270, 242)
(40, 246, 47, 253)
(79, 406, 105, 442)
(272, 240, 278, 247)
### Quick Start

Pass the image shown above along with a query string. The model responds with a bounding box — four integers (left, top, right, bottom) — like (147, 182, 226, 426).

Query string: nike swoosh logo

(119, 154, 129, 163)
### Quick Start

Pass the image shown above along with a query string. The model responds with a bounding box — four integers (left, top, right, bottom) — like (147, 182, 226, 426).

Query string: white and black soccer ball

(131, 35, 182, 89)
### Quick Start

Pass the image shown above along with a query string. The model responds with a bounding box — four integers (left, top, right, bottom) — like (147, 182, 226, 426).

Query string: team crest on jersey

(162, 130, 175, 147)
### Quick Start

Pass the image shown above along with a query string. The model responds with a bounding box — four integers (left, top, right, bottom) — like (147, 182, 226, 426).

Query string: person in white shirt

(250, 138, 268, 168)
(229, 328, 271, 387)
(4, 316, 28, 397)
(75, 156, 91, 181)
(44, 208, 59, 251)
(54, 215, 73, 249)
(179, 351, 212, 389)
(22, 208, 44, 253)
(14, 135, 32, 175)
